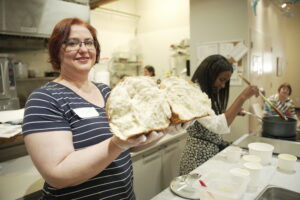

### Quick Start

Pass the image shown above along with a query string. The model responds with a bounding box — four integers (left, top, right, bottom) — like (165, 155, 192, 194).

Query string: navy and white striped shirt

(22, 82, 135, 200)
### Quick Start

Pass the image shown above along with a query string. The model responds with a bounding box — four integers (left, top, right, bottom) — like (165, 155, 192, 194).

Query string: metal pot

(262, 116, 297, 138)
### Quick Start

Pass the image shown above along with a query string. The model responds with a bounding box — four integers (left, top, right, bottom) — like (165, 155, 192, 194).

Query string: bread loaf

(160, 76, 211, 124)
(107, 76, 212, 140)
(106, 76, 172, 140)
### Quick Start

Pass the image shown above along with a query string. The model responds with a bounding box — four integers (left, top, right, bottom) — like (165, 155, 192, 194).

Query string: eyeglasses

(64, 39, 97, 51)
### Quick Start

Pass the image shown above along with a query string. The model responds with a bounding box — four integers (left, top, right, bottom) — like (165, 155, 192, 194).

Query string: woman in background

(144, 65, 155, 77)
(179, 54, 259, 175)
(264, 82, 300, 128)
(144, 65, 161, 84)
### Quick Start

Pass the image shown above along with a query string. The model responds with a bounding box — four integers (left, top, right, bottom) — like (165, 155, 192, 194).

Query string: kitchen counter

(0, 131, 187, 200)
(151, 134, 300, 200)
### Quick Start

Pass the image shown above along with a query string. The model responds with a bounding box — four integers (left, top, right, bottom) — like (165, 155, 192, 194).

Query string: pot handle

(241, 110, 262, 121)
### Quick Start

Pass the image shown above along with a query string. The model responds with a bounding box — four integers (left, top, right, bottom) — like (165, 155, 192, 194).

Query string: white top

(197, 112, 230, 134)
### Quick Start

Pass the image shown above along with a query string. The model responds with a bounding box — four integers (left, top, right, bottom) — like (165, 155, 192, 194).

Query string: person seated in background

(264, 82, 300, 128)
(144, 65, 155, 76)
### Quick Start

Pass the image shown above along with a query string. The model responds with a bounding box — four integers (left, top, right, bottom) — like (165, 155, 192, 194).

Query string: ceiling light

(271, 0, 300, 17)
(281, 3, 287, 8)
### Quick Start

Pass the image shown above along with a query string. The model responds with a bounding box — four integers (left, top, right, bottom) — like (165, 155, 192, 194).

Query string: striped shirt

(264, 94, 297, 119)
(22, 82, 135, 200)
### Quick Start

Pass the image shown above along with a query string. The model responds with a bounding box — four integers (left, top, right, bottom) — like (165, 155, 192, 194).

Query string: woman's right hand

(225, 85, 259, 126)
(241, 85, 259, 99)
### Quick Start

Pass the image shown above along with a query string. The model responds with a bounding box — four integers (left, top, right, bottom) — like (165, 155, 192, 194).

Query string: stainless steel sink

(255, 185, 300, 200)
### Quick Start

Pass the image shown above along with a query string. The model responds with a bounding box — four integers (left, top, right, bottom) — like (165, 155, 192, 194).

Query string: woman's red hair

(48, 18, 100, 70)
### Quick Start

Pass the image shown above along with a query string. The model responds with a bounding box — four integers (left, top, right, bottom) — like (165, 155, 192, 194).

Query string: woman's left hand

(144, 131, 165, 144)
(237, 108, 246, 116)
(130, 131, 165, 152)
(130, 120, 195, 152)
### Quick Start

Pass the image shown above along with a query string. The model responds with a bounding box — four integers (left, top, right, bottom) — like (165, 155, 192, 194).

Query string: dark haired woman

(179, 54, 259, 175)
(264, 83, 300, 128)
(22, 18, 175, 200)
(144, 65, 155, 77)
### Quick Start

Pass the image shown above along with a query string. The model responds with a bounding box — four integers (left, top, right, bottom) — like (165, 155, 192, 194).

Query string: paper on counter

(0, 109, 24, 123)
(0, 124, 22, 138)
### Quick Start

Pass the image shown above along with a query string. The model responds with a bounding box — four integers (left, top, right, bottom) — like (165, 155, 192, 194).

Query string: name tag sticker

(73, 107, 99, 118)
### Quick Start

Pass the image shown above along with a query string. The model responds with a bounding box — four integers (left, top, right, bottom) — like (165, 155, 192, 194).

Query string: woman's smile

(75, 56, 90, 63)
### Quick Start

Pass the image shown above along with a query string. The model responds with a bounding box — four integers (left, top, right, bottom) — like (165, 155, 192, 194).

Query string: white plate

(170, 173, 201, 200)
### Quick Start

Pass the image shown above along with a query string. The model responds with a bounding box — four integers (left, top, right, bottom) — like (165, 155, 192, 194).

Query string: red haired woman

(22, 18, 168, 200)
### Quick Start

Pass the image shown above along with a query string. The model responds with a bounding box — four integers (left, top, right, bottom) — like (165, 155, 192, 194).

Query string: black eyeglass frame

(63, 39, 98, 51)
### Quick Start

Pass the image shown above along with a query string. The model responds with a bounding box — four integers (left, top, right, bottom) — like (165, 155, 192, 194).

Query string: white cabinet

(132, 149, 162, 200)
(161, 138, 186, 189)
(132, 135, 187, 200)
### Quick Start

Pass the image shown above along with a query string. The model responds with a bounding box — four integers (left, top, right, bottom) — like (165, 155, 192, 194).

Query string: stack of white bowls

(247, 142, 274, 165)
(241, 142, 275, 191)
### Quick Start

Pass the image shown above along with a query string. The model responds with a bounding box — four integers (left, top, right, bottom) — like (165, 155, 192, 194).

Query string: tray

(170, 173, 201, 200)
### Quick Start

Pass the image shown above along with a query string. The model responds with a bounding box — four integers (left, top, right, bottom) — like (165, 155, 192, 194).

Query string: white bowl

(242, 155, 261, 163)
(278, 153, 297, 172)
(243, 162, 263, 189)
(226, 146, 242, 162)
(248, 142, 274, 165)
(230, 168, 250, 178)
(243, 162, 263, 170)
